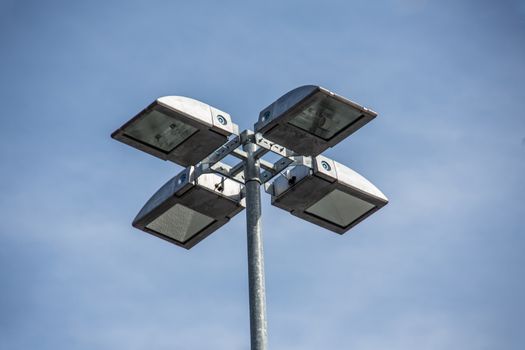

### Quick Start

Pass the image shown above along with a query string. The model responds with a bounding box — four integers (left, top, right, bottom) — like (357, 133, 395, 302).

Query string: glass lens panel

(146, 204, 216, 243)
(305, 189, 375, 227)
(288, 94, 363, 141)
(124, 109, 197, 152)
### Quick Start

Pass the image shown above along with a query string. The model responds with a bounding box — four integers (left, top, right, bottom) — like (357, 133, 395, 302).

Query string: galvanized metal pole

(243, 138, 268, 350)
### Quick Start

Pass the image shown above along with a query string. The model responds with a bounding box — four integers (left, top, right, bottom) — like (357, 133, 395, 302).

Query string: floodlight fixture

(255, 85, 377, 156)
(267, 156, 388, 233)
(112, 96, 239, 167)
(133, 166, 245, 249)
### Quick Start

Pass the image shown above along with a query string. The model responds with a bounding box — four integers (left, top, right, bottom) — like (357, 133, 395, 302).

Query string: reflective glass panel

(288, 94, 363, 141)
(124, 109, 197, 152)
(146, 204, 215, 243)
(305, 189, 375, 227)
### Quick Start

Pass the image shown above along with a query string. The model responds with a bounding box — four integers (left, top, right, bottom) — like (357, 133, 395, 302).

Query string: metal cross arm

(196, 130, 299, 185)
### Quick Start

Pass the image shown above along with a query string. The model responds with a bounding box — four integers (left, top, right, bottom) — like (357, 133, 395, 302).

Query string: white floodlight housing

(133, 167, 245, 249)
(112, 96, 239, 167)
(267, 156, 388, 234)
(255, 85, 377, 156)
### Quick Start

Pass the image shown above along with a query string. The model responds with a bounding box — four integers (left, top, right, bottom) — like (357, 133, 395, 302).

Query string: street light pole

(243, 135, 268, 350)
(112, 86, 388, 350)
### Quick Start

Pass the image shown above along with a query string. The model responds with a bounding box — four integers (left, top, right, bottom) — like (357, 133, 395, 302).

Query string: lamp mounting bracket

(195, 128, 298, 186)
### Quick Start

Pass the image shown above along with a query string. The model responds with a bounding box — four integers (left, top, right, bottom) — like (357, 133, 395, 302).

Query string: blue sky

(1, 0, 524, 349)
